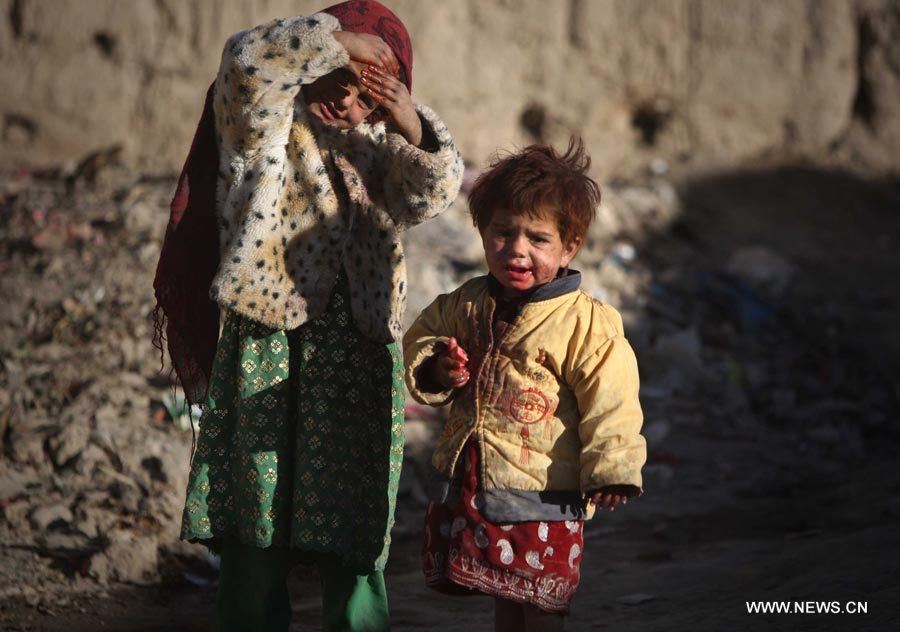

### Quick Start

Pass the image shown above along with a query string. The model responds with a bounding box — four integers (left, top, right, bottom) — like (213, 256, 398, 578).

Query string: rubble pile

(0, 163, 196, 607)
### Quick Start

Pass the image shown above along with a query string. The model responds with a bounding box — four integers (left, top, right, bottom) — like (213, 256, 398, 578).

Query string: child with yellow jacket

(403, 140, 646, 631)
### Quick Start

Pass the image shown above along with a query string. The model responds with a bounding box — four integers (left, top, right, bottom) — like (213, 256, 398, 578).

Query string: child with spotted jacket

(157, 1, 464, 630)
(403, 140, 646, 630)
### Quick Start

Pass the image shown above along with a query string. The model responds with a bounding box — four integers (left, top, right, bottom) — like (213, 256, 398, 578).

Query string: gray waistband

(427, 469, 587, 521)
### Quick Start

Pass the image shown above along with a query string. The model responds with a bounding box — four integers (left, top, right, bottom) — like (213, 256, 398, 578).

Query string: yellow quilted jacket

(403, 273, 646, 521)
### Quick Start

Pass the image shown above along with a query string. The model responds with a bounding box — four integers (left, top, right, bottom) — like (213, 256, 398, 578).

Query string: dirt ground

(7, 444, 898, 632)
(2, 162, 899, 631)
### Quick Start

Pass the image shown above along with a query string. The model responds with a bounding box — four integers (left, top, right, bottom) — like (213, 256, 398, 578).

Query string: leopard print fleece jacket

(209, 12, 463, 342)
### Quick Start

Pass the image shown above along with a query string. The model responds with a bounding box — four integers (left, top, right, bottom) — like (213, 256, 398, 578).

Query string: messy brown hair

(468, 138, 601, 245)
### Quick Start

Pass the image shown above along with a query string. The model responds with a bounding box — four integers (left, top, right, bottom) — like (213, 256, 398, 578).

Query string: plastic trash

(162, 391, 202, 432)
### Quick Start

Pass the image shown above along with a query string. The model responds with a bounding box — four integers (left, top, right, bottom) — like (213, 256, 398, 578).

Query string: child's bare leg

(522, 602, 565, 632)
(494, 597, 524, 632)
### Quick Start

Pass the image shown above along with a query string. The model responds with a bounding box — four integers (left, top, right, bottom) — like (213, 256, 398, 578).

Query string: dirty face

(481, 208, 581, 296)
(300, 61, 379, 129)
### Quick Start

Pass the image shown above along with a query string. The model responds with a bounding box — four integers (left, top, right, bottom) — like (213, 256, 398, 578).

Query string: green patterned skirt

(181, 273, 404, 572)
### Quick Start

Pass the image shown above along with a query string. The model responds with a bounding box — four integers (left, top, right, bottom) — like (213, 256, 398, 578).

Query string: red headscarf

(152, 0, 413, 405)
(323, 0, 412, 94)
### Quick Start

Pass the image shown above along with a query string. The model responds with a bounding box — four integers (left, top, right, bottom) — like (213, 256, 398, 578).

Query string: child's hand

(588, 486, 633, 511)
(433, 337, 470, 390)
(360, 66, 423, 146)
(332, 31, 399, 75)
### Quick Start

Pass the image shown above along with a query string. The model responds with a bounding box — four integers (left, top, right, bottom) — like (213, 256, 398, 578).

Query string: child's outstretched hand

(433, 337, 470, 390)
(588, 486, 633, 511)
(359, 65, 423, 146)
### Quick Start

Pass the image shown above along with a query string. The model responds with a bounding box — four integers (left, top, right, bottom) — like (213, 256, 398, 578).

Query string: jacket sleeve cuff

(382, 105, 464, 228)
(583, 479, 644, 498)
(386, 104, 457, 153)
(405, 337, 456, 406)
(580, 422, 647, 498)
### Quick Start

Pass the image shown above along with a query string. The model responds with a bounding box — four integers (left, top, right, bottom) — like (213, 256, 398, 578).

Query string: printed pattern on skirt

(422, 441, 584, 612)
(181, 271, 404, 572)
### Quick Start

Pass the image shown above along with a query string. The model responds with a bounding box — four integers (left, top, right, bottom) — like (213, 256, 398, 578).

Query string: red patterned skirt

(422, 441, 584, 613)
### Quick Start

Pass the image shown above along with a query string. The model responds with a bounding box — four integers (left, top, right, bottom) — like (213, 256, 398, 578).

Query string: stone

(0, 464, 35, 500)
(48, 419, 90, 468)
(88, 528, 159, 585)
(35, 531, 93, 554)
(73, 506, 116, 539)
(400, 417, 441, 463)
(644, 328, 708, 395)
(1, 496, 33, 534)
(73, 444, 109, 477)
(616, 593, 658, 606)
(8, 424, 50, 468)
(726, 246, 796, 296)
(29, 504, 74, 531)
(89, 404, 120, 453)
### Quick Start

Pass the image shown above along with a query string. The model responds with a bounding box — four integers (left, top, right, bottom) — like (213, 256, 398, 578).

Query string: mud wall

(1, 0, 898, 176)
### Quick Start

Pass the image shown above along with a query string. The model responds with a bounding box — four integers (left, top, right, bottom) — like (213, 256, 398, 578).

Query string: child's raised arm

(214, 13, 349, 154)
